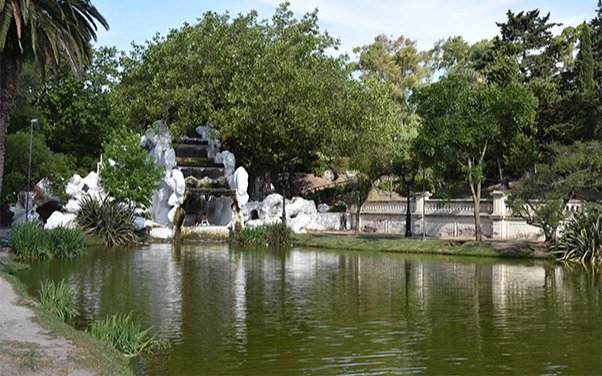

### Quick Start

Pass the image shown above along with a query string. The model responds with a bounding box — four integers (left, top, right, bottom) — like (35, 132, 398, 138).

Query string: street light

(399, 164, 415, 238)
(278, 170, 289, 225)
(25, 119, 39, 221)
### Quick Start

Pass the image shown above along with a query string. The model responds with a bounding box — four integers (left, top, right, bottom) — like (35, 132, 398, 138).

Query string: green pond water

(18, 244, 601, 375)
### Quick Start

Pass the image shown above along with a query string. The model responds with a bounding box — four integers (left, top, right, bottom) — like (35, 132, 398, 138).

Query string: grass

(0, 263, 133, 375)
(39, 279, 78, 321)
(76, 196, 138, 247)
(230, 223, 292, 248)
(292, 233, 554, 259)
(11, 222, 84, 260)
(89, 312, 165, 357)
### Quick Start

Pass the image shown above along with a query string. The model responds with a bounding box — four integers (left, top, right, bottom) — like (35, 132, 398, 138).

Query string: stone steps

(180, 166, 225, 181)
(173, 143, 209, 159)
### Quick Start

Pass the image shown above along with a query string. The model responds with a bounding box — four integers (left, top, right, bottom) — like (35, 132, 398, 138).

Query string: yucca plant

(39, 279, 78, 321)
(552, 207, 602, 264)
(89, 312, 164, 357)
(76, 195, 138, 247)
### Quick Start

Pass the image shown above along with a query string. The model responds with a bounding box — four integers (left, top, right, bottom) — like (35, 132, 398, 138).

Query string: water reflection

(19, 244, 601, 376)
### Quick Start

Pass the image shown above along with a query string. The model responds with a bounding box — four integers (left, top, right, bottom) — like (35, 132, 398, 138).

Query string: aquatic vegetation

(89, 312, 165, 356)
(76, 196, 138, 247)
(39, 279, 78, 321)
(230, 222, 291, 248)
(11, 222, 84, 259)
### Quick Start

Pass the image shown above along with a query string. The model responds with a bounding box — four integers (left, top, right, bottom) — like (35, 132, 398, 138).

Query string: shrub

(552, 207, 602, 264)
(46, 226, 85, 258)
(230, 222, 291, 248)
(39, 279, 78, 321)
(89, 312, 164, 357)
(76, 195, 138, 247)
(1, 131, 73, 206)
(99, 128, 162, 209)
(11, 222, 84, 259)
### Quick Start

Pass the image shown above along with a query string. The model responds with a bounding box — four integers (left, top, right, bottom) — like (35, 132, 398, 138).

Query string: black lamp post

(25, 118, 39, 221)
(400, 165, 415, 238)
(278, 170, 289, 225)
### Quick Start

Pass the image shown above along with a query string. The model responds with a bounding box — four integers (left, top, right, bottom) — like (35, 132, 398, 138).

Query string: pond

(18, 244, 601, 375)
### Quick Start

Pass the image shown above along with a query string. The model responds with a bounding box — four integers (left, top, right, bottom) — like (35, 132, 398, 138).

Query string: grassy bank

(292, 233, 553, 259)
(0, 256, 133, 376)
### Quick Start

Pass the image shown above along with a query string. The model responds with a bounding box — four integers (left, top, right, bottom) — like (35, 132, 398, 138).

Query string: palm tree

(0, 0, 108, 200)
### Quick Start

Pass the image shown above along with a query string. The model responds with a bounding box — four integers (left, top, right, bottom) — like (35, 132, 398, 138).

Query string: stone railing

(361, 201, 413, 214)
(358, 191, 587, 240)
(424, 200, 493, 215)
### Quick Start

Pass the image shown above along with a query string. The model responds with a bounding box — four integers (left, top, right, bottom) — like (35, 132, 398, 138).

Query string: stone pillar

(490, 190, 507, 239)
(413, 192, 432, 236)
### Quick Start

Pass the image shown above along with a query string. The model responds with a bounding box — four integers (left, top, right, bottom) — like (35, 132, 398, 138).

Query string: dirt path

(0, 275, 94, 376)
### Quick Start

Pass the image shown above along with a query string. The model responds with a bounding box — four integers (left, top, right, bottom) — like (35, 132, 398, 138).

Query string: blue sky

(93, 0, 597, 56)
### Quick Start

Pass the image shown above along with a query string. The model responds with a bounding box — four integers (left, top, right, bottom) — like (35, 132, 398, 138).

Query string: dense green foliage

(76, 195, 138, 247)
(39, 279, 78, 321)
(99, 128, 162, 209)
(230, 223, 292, 248)
(0, 0, 108, 208)
(37, 48, 120, 170)
(11, 222, 84, 259)
(413, 71, 536, 240)
(89, 312, 164, 356)
(552, 207, 602, 264)
(1, 131, 73, 204)
(509, 141, 602, 242)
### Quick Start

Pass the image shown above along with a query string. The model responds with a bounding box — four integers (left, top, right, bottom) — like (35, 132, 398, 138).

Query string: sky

(92, 0, 597, 56)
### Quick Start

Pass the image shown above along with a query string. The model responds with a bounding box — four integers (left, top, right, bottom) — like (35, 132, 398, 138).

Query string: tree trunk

(0, 52, 20, 206)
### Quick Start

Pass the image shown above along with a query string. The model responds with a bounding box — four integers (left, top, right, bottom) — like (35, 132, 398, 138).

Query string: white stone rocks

(9, 192, 38, 226)
(195, 126, 221, 159)
(232, 167, 249, 207)
(45, 212, 77, 229)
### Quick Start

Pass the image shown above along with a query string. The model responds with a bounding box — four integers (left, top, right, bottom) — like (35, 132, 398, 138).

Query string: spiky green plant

(39, 279, 78, 321)
(11, 222, 83, 259)
(11, 222, 51, 259)
(89, 312, 164, 356)
(76, 195, 138, 247)
(552, 207, 602, 264)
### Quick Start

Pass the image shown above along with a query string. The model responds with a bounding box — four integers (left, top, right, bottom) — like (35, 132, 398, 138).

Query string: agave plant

(76, 195, 138, 247)
(552, 207, 602, 264)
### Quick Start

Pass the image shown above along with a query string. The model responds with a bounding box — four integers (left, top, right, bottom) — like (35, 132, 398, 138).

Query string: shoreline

(292, 233, 554, 259)
(0, 254, 133, 376)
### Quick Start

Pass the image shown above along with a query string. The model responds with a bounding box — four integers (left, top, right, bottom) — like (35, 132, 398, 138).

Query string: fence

(359, 191, 583, 240)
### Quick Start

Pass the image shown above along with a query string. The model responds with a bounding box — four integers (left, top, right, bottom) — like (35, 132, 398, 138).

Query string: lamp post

(25, 119, 39, 221)
(400, 165, 414, 238)
(278, 170, 289, 225)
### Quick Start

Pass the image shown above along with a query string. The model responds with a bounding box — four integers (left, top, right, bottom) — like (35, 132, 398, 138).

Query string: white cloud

(257, 0, 592, 54)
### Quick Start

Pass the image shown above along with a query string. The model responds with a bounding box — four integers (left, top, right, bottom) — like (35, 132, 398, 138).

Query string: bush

(39, 279, 78, 321)
(552, 207, 602, 264)
(230, 222, 291, 248)
(76, 195, 138, 247)
(11, 222, 84, 259)
(1, 131, 73, 205)
(89, 312, 164, 357)
(99, 128, 162, 209)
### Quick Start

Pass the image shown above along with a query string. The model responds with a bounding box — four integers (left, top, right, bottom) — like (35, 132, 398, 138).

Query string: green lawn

(292, 233, 553, 259)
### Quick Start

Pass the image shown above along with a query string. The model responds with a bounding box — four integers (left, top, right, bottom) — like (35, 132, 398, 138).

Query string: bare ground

(0, 275, 94, 376)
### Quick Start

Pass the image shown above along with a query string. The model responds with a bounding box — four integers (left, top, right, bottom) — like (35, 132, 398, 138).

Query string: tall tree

(0, 0, 108, 200)
(575, 23, 595, 94)
(591, 1, 602, 96)
(413, 71, 536, 241)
